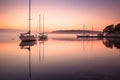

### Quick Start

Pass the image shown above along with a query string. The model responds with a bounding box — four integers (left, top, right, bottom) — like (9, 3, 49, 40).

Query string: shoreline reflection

(103, 38, 120, 49)
(52, 37, 103, 41)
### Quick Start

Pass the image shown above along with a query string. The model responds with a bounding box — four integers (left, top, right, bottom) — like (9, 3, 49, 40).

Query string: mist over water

(0, 32, 120, 80)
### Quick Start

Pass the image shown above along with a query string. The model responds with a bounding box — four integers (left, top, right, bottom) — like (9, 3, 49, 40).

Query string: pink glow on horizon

(0, 0, 120, 31)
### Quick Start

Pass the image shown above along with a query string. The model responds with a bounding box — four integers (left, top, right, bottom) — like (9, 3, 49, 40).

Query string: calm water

(0, 32, 120, 80)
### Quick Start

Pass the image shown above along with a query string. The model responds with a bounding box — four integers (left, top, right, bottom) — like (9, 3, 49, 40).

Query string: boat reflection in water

(17, 37, 120, 80)
(38, 40, 46, 62)
(53, 37, 120, 50)
(52, 37, 103, 41)
(19, 41, 37, 48)
(38, 37, 48, 42)
(19, 41, 36, 80)
(103, 38, 120, 49)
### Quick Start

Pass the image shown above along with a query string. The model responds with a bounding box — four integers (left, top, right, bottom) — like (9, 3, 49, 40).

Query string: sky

(0, 0, 120, 32)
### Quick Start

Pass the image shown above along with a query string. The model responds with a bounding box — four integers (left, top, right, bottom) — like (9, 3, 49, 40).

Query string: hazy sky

(0, 0, 120, 31)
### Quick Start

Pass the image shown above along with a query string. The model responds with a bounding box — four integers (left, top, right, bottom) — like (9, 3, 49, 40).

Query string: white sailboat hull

(20, 35, 36, 41)
(20, 0, 37, 42)
(38, 34, 48, 40)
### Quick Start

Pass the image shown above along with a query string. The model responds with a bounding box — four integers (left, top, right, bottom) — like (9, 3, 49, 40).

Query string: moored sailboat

(19, 0, 36, 41)
(77, 24, 89, 38)
(38, 14, 48, 40)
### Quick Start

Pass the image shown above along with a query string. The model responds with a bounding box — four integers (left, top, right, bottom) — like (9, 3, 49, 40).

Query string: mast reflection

(19, 41, 36, 80)
(38, 39, 47, 62)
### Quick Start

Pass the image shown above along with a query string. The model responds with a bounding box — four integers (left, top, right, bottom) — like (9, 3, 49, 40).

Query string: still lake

(0, 32, 120, 80)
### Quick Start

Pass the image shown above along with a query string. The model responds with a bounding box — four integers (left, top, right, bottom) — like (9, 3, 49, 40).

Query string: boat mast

(43, 15, 44, 35)
(92, 25, 93, 36)
(83, 24, 85, 36)
(29, 0, 31, 35)
(39, 14, 41, 35)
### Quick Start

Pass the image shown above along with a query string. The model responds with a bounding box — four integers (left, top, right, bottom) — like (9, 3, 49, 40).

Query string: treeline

(103, 24, 120, 33)
(52, 30, 101, 34)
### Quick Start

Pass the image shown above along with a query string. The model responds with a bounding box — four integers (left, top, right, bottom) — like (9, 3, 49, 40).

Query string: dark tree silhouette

(103, 24, 114, 33)
(113, 24, 120, 33)
(103, 23, 120, 34)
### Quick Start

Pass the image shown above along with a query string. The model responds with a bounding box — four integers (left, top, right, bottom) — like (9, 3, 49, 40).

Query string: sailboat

(38, 14, 48, 40)
(19, 0, 36, 41)
(77, 24, 89, 38)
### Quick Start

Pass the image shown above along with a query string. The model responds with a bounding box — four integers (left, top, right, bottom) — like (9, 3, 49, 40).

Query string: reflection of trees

(103, 39, 113, 48)
(112, 40, 120, 49)
(103, 24, 114, 34)
(103, 38, 120, 49)
(103, 23, 120, 34)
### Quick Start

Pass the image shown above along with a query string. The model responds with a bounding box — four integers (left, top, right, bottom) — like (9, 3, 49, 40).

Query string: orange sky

(0, 0, 120, 32)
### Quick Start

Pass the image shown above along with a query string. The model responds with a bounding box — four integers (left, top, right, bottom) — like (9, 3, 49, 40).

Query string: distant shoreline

(0, 29, 102, 34)
(51, 30, 102, 34)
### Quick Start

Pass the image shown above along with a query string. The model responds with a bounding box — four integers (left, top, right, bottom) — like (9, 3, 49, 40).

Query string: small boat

(77, 33, 103, 38)
(77, 25, 103, 38)
(38, 14, 48, 40)
(77, 34, 90, 38)
(39, 33, 48, 40)
(20, 32, 36, 41)
(19, 0, 36, 41)
(77, 24, 89, 38)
